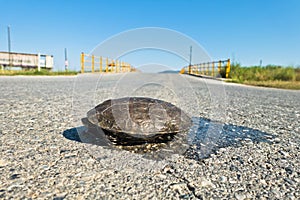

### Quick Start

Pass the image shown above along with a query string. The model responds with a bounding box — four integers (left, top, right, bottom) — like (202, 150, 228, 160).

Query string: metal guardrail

(180, 59, 231, 78)
(80, 53, 136, 74)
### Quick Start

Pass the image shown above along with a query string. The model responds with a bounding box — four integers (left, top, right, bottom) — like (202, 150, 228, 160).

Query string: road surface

(0, 73, 299, 199)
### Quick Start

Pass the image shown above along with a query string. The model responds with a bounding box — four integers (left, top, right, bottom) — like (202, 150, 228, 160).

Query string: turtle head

(86, 108, 100, 124)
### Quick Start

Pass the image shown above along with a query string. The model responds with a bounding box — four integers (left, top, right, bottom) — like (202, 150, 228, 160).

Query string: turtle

(81, 97, 192, 146)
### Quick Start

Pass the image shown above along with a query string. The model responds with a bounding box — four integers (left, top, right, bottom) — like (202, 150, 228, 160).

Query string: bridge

(81, 53, 231, 80)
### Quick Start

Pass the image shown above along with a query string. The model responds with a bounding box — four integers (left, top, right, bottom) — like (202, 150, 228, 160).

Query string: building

(0, 51, 53, 71)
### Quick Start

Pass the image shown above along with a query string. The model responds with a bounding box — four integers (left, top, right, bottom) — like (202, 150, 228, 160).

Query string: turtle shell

(82, 97, 192, 145)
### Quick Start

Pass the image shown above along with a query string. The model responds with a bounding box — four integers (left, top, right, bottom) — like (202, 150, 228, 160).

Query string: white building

(0, 51, 53, 70)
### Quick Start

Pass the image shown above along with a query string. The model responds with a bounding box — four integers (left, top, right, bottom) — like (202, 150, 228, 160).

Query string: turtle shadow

(185, 117, 277, 160)
(62, 117, 277, 161)
(62, 125, 112, 147)
(62, 127, 82, 142)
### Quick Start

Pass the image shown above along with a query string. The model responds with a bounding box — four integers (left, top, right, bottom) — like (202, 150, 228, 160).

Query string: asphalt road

(0, 73, 299, 199)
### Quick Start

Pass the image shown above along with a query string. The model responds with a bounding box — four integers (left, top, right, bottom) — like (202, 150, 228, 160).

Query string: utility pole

(188, 46, 192, 74)
(259, 59, 262, 67)
(7, 26, 11, 69)
(64, 48, 68, 71)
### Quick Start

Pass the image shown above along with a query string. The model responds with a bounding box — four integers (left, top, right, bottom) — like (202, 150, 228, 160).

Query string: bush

(273, 67, 295, 81)
(295, 67, 300, 81)
(229, 64, 297, 82)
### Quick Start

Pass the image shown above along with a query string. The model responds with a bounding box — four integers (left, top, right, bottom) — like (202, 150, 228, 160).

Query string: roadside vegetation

(0, 69, 78, 76)
(227, 63, 300, 90)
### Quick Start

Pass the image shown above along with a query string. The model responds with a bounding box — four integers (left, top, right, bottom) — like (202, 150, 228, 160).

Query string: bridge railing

(180, 59, 231, 78)
(80, 53, 136, 74)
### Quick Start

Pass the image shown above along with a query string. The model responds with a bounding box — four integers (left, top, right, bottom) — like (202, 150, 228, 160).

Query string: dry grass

(242, 80, 300, 90)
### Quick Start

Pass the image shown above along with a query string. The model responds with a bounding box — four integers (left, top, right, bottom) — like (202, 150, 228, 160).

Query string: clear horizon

(0, 0, 299, 71)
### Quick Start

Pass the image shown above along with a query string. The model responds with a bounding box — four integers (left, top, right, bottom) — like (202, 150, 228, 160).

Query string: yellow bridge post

(100, 56, 102, 73)
(118, 60, 120, 73)
(199, 64, 202, 74)
(113, 60, 115, 72)
(206, 63, 209, 75)
(226, 59, 231, 78)
(106, 58, 108, 73)
(212, 62, 215, 77)
(116, 60, 118, 73)
(91, 55, 95, 73)
(81, 52, 85, 73)
(111, 60, 114, 73)
(113, 60, 116, 73)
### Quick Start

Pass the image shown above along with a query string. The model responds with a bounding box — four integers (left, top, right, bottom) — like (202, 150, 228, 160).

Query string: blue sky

(0, 0, 299, 71)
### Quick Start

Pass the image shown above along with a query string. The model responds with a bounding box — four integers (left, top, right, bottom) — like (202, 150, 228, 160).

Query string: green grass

(227, 64, 300, 90)
(0, 69, 78, 76)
